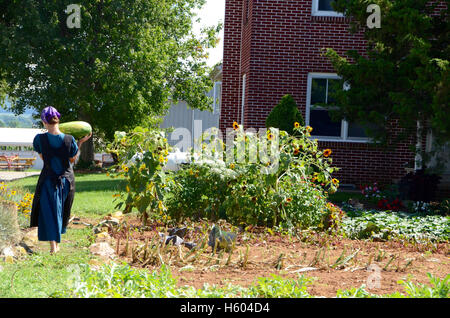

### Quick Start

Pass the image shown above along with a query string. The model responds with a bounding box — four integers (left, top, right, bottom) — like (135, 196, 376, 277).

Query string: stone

(95, 231, 112, 243)
(15, 246, 28, 257)
(4, 256, 14, 264)
(89, 242, 115, 259)
(159, 233, 184, 246)
(18, 242, 34, 255)
(182, 242, 197, 250)
(93, 219, 120, 234)
(1, 246, 15, 257)
(168, 227, 187, 238)
(110, 211, 123, 221)
(290, 267, 318, 273)
(208, 225, 236, 252)
(22, 228, 38, 247)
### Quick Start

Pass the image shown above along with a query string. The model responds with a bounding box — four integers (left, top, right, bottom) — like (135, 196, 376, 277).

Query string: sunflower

(267, 133, 274, 140)
(229, 163, 235, 169)
(294, 122, 300, 129)
(286, 197, 293, 203)
(323, 149, 332, 157)
(233, 121, 239, 130)
(306, 126, 313, 133)
(293, 148, 300, 155)
(332, 178, 339, 185)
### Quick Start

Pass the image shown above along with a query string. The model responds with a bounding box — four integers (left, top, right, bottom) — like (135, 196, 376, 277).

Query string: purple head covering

(41, 106, 61, 124)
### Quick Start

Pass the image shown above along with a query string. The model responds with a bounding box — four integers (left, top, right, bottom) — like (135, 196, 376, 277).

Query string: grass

(63, 262, 449, 298)
(0, 227, 93, 297)
(1, 173, 448, 298)
(7, 172, 127, 219)
(0, 172, 123, 298)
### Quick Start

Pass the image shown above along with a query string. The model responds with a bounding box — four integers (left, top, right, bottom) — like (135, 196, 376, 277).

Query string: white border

(306, 72, 371, 143)
(311, 0, 344, 17)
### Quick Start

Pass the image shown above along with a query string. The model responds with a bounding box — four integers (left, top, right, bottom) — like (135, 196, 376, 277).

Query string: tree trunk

(79, 110, 94, 166)
(80, 135, 94, 164)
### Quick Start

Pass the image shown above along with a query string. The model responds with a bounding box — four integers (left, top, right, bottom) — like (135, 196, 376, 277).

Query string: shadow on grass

(74, 178, 127, 192)
(10, 174, 126, 193)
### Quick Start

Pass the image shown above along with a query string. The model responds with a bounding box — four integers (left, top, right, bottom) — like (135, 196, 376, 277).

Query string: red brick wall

(220, 0, 419, 186)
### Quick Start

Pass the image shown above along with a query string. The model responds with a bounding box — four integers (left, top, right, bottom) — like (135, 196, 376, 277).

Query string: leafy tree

(266, 94, 305, 135)
(324, 0, 449, 169)
(0, 0, 221, 163)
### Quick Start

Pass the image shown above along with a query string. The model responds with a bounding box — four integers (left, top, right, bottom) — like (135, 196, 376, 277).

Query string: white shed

(0, 127, 46, 170)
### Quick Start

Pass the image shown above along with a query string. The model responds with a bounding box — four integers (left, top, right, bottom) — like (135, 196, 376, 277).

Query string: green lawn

(1, 172, 121, 297)
(8, 172, 127, 220)
(0, 227, 93, 297)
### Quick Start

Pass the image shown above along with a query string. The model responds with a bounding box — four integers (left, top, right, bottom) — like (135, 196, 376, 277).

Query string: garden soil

(73, 216, 449, 297)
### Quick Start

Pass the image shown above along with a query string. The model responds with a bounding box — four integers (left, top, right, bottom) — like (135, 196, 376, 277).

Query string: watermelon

(59, 121, 92, 139)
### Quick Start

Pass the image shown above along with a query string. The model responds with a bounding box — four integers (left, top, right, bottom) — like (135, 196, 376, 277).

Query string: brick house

(220, 0, 421, 188)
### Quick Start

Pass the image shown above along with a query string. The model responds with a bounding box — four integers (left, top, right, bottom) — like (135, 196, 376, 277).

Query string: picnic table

(0, 155, 36, 171)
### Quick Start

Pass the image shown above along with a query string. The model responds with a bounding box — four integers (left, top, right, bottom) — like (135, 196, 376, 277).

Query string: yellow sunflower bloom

(233, 121, 239, 130)
(323, 149, 332, 157)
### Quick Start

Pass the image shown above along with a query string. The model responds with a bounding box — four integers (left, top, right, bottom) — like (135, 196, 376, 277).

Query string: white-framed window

(306, 73, 371, 143)
(312, 0, 344, 17)
(212, 81, 222, 115)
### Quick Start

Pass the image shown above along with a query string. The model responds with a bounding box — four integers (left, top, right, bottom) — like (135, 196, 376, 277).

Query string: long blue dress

(33, 133, 78, 243)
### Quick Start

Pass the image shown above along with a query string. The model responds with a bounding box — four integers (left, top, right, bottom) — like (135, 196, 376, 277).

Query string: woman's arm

(69, 133, 92, 163)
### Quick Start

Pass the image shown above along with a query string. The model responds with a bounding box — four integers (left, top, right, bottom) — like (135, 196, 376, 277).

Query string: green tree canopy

(266, 94, 304, 135)
(0, 0, 221, 161)
(324, 0, 449, 165)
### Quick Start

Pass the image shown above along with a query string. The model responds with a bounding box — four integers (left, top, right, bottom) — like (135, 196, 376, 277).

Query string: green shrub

(247, 274, 313, 298)
(165, 159, 234, 221)
(67, 263, 179, 298)
(265, 94, 304, 135)
(341, 208, 450, 242)
(107, 127, 172, 224)
(166, 124, 339, 228)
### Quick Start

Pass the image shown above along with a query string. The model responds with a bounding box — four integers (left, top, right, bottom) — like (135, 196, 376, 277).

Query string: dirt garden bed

(79, 216, 450, 298)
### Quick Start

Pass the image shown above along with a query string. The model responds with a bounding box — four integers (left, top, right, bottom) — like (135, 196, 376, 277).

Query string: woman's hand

(78, 132, 92, 147)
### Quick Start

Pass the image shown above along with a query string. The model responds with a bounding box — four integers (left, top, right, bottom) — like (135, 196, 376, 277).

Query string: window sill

(311, 11, 344, 18)
(310, 13, 348, 23)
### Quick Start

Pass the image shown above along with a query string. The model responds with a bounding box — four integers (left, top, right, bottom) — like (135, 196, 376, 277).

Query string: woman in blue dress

(30, 106, 92, 254)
